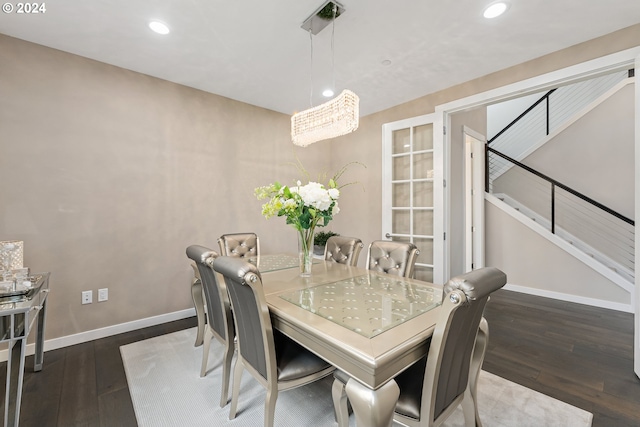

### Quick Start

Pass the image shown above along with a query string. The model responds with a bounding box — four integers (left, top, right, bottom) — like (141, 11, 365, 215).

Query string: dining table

(251, 254, 443, 427)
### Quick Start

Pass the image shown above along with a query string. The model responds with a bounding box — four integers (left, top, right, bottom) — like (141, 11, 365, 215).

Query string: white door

(382, 114, 444, 284)
(463, 127, 486, 271)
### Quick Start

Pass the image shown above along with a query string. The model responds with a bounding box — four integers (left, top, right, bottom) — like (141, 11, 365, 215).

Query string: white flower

(298, 182, 333, 211)
(333, 201, 340, 215)
(328, 188, 340, 200)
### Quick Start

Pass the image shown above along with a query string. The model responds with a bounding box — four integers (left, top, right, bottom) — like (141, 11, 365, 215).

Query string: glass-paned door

(382, 113, 443, 284)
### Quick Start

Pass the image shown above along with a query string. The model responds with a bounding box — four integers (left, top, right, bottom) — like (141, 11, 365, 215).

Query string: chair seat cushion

(274, 330, 332, 382)
(395, 354, 428, 420)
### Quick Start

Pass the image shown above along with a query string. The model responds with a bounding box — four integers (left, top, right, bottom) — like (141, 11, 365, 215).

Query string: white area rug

(121, 328, 593, 427)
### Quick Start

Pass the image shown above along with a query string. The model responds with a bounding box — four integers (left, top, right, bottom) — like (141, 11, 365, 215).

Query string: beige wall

(0, 34, 344, 339)
(1, 24, 639, 341)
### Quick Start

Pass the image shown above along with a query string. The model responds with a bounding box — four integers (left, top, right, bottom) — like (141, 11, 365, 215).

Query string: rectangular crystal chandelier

(291, 89, 359, 147)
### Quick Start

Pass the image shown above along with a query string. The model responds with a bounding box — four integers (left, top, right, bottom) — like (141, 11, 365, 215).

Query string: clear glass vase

(298, 227, 315, 277)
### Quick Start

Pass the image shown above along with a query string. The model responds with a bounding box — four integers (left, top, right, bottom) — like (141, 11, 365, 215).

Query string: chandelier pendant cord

(308, 30, 313, 108)
(331, 3, 336, 94)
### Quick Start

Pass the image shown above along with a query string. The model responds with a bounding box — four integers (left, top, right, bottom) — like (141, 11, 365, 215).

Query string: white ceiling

(1, 0, 639, 116)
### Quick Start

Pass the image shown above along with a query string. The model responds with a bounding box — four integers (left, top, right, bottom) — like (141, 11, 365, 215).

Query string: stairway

(486, 69, 635, 293)
(494, 192, 634, 285)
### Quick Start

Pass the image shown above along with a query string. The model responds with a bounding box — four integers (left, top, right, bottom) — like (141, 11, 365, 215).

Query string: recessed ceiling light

(381, 59, 392, 66)
(322, 89, 334, 97)
(149, 21, 170, 35)
(483, 1, 509, 19)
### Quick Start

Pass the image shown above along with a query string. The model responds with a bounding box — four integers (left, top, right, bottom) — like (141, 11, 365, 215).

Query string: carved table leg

(345, 377, 399, 427)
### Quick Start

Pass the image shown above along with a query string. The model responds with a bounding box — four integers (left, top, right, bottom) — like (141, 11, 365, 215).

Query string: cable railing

(488, 70, 631, 179)
(487, 147, 635, 278)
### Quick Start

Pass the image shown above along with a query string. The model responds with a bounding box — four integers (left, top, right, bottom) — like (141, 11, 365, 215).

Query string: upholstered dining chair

(324, 235, 364, 267)
(217, 232, 260, 258)
(185, 245, 235, 408)
(366, 240, 420, 278)
(212, 256, 335, 427)
(332, 267, 507, 427)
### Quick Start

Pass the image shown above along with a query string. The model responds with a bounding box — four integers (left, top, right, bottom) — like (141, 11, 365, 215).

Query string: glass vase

(298, 227, 315, 277)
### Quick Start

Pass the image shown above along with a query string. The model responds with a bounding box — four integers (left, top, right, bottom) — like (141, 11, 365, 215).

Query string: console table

(0, 272, 49, 427)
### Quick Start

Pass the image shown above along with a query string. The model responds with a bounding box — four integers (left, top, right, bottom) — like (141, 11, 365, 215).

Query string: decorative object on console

(291, 1, 359, 146)
(0, 240, 23, 270)
(0, 240, 24, 282)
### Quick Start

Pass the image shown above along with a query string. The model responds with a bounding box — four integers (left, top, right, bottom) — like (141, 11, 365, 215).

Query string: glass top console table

(0, 272, 50, 427)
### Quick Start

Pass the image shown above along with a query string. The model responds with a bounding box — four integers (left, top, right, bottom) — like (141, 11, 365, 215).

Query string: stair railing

(486, 146, 635, 276)
(488, 89, 556, 144)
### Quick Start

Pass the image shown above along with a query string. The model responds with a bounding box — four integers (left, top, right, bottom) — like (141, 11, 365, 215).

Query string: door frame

(634, 51, 639, 378)
(432, 46, 640, 377)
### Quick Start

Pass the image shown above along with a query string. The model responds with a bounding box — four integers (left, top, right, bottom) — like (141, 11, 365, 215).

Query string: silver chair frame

(186, 245, 235, 407)
(213, 256, 335, 427)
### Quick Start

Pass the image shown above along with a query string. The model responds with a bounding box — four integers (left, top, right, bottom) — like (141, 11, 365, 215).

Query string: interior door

(464, 127, 486, 271)
(382, 113, 443, 284)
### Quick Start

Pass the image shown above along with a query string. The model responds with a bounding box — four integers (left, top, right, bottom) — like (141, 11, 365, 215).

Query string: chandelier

(291, 1, 359, 147)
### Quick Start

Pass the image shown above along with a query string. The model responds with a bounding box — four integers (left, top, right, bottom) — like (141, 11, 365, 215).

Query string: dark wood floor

(483, 290, 640, 427)
(3, 289, 639, 426)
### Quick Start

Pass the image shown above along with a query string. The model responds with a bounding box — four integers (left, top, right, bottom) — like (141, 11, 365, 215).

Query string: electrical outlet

(82, 290, 92, 305)
(98, 288, 108, 302)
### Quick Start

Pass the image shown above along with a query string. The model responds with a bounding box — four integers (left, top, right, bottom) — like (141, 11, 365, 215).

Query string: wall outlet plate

(82, 290, 92, 304)
(98, 288, 108, 302)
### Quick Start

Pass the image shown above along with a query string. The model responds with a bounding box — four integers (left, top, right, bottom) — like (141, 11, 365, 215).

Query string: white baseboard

(2, 282, 631, 365)
(504, 283, 633, 313)
(0, 307, 196, 363)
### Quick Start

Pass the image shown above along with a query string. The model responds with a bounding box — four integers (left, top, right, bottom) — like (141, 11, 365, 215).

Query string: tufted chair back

(324, 236, 364, 267)
(218, 232, 260, 258)
(392, 267, 507, 427)
(366, 240, 419, 278)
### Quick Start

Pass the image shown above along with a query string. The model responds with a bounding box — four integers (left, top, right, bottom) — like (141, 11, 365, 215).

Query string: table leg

(34, 299, 47, 372)
(191, 278, 205, 347)
(5, 337, 26, 427)
(345, 378, 399, 427)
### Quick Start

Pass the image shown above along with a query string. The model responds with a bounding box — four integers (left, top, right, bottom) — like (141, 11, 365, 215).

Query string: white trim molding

(504, 282, 632, 313)
(0, 307, 196, 363)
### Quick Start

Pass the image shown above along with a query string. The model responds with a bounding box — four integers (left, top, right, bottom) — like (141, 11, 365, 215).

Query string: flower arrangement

(255, 161, 362, 275)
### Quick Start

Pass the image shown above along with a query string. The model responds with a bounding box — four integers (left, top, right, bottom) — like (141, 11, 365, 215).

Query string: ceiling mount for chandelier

(291, 1, 359, 147)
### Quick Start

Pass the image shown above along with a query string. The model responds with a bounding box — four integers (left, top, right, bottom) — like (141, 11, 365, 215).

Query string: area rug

(121, 328, 592, 427)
